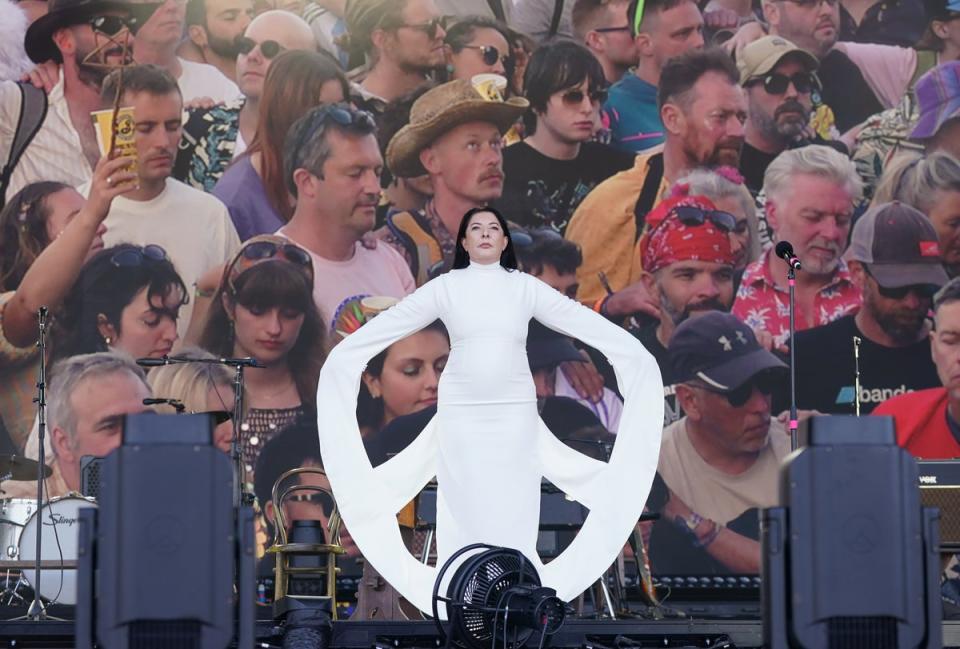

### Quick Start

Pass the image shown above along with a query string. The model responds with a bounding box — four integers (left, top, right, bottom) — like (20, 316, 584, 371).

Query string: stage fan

(432, 544, 566, 649)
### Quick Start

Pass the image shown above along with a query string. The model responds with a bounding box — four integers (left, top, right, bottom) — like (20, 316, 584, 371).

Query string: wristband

(194, 283, 215, 299)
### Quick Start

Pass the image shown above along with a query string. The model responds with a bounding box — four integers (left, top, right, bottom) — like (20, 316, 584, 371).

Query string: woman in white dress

(316, 207, 664, 613)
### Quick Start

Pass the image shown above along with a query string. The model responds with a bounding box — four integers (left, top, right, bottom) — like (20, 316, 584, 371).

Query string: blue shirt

(603, 74, 664, 154)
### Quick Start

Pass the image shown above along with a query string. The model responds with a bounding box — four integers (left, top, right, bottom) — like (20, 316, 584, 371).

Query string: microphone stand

(27, 307, 50, 621)
(137, 355, 258, 508)
(787, 267, 799, 451)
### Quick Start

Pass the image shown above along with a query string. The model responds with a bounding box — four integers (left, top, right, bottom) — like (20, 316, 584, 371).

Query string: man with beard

(2, 0, 137, 203)
(566, 47, 745, 308)
(737, 36, 838, 193)
(178, 0, 253, 82)
(631, 194, 737, 423)
(572, 0, 639, 84)
(791, 202, 947, 415)
(733, 145, 862, 346)
(344, 0, 447, 121)
(80, 64, 240, 335)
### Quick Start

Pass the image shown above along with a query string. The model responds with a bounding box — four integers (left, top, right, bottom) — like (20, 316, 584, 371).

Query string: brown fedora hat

(386, 76, 528, 178)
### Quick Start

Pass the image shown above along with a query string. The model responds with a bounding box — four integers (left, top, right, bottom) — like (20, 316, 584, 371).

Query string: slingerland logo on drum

(836, 385, 914, 405)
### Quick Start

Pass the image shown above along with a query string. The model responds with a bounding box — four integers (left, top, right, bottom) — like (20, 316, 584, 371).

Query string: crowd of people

(1, 0, 960, 601)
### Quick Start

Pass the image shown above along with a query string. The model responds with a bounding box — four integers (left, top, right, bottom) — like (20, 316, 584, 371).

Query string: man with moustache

(173, 10, 317, 191)
(377, 77, 528, 286)
(79, 64, 240, 335)
(792, 202, 947, 415)
(737, 36, 841, 194)
(733, 145, 862, 346)
(1, 0, 138, 203)
(178, 0, 253, 82)
(566, 48, 746, 310)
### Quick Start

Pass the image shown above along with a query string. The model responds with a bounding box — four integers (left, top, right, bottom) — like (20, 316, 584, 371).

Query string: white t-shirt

(79, 178, 241, 334)
(177, 57, 241, 104)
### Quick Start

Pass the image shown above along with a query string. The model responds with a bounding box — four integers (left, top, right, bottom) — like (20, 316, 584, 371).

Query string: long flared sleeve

(523, 272, 664, 602)
(315, 277, 448, 611)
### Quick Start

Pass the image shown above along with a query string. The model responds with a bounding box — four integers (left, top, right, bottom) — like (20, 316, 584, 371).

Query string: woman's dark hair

(247, 50, 350, 223)
(199, 261, 326, 405)
(445, 15, 511, 53)
(514, 228, 583, 276)
(522, 40, 606, 134)
(51, 244, 189, 363)
(0, 181, 72, 291)
(452, 207, 519, 270)
(357, 320, 449, 430)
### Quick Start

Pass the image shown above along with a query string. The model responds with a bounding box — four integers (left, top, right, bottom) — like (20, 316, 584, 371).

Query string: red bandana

(639, 195, 735, 274)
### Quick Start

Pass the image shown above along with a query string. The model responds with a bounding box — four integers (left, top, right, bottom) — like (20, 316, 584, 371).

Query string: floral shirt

(732, 249, 861, 346)
(173, 98, 244, 192)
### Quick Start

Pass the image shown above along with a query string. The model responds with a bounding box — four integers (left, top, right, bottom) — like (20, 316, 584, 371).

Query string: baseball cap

(843, 201, 949, 288)
(669, 312, 787, 391)
(736, 36, 819, 86)
(909, 61, 960, 140)
(527, 321, 585, 371)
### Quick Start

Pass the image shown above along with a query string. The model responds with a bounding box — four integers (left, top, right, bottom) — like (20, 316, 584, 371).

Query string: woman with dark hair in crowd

(213, 49, 350, 241)
(199, 235, 326, 471)
(443, 15, 513, 83)
(0, 155, 135, 450)
(357, 320, 449, 436)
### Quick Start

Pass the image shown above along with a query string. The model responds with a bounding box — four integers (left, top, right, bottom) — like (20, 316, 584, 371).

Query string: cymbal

(0, 455, 52, 482)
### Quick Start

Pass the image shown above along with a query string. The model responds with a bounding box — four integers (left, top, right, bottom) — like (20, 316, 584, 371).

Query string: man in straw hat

(377, 75, 527, 287)
(1, 0, 141, 203)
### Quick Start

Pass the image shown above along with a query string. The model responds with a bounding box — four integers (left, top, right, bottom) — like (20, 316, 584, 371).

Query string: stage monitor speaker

(918, 460, 960, 551)
(87, 413, 243, 649)
(762, 415, 942, 649)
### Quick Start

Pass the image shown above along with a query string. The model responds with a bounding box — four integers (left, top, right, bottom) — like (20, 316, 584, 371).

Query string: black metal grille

(128, 620, 201, 649)
(827, 616, 897, 649)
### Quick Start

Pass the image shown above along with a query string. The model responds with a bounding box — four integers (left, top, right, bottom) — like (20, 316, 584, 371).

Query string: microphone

(136, 356, 171, 367)
(143, 397, 185, 413)
(775, 241, 802, 270)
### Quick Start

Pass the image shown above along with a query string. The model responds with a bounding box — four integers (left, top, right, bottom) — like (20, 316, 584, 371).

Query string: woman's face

(231, 301, 306, 366)
(103, 286, 181, 359)
(318, 78, 346, 105)
(364, 329, 449, 426)
(449, 27, 511, 80)
(44, 188, 105, 260)
(206, 384, 235, 455)
(713, 195, 751, 271)
(461, 211, 508, 265)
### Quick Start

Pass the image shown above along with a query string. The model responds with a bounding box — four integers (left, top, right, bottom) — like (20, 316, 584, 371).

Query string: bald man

(173, 10, 318, 190)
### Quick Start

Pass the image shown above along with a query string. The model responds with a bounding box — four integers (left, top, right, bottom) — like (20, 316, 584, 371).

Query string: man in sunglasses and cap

(1, 0, 138, 203)
(650, 311, 788, 575)
(792, 202, 947, 415)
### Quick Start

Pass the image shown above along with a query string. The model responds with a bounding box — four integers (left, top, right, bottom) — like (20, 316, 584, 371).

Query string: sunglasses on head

(235, 35, 284, 59)
(561, 87, 608, 107)
(462, 44, 510, 67)
(89, 15, 138, 36)
(672, 205, 738, 233)
(753, 72, 819, 95)
(863, 264, 939, 300)
(396, 15, 447, 39)
(229, 239, 313, 290)
(110, 244, 167, 268)
(291, 106, 376, 170)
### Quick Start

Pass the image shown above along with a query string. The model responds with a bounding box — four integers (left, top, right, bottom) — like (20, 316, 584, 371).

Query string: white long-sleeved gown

(315, 261, 664, 614)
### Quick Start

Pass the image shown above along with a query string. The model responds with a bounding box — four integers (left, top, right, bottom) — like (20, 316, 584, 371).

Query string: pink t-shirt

(833, 42, 916, 111)
(277, 228, 416, 334)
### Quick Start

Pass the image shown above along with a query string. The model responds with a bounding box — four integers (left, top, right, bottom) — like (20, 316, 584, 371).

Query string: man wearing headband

(1, 0, 138, 203)
(603, 0, 705, 154)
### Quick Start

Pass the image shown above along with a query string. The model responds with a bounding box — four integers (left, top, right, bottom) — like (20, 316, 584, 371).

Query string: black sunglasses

(593, 25, 631, 33)
(461, 44, 510, 67)
(235, 36, 284, 59)
(241, 240, 312, 267)
(89, 15, 138, 36)
(864, 264, 939, 300)
(110, 244, 167, 268)
(755, 72, 819, 95)
(395, 15, 447, 39)
(561, 87, 608, 107)
(673, 205, 738, 233)
(697, 370, 782, 408)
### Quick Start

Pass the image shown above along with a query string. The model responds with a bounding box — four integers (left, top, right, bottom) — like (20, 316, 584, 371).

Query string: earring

(104, 336, 112, 345)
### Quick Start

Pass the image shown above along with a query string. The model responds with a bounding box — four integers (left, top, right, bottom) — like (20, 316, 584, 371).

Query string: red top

(873, 387, 960, 459)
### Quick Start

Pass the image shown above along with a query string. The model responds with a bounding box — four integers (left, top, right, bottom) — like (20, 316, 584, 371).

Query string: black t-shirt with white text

(790, 314, 940, 415)
(495, 140, 635, 234)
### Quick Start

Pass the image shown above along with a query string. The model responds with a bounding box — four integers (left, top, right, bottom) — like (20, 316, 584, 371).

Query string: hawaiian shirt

(173, 98, 244, 192)
(732, 249, 862, 346)
(374, 199, 458, 284)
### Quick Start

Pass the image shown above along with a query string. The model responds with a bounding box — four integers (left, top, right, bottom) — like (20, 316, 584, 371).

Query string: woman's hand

(560, 352, 605, 403)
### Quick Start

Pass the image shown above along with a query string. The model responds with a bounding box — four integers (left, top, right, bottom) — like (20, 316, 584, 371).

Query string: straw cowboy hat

(386, 76, 528, 178)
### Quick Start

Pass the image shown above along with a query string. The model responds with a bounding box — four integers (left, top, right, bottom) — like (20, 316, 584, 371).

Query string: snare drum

(0, 499, 35, 560)
(18, 495, 96, 605)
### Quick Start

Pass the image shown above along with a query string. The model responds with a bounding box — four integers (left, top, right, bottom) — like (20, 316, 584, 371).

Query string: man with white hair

(732, 145, 863, 346)
(3, 352, 151, 498)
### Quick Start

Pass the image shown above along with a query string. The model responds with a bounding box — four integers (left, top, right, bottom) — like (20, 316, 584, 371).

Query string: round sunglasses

(560, 87, 608, 107)
(235, 36, 284, 59)
(461, 44, 511, 67)
(89, 15, 138, 36)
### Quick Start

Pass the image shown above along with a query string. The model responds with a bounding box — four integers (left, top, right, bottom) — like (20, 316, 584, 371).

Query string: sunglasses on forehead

(235, 36, 284, 59)
(672, 205, 738, 232)
(752, 72, 820, 95)
(461, 44, 511, 67)
(89, 15, 138, 36)
(228, 239, 313, 292)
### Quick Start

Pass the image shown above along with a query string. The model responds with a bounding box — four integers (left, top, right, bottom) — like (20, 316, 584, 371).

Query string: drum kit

(0, 454, 94, 608)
